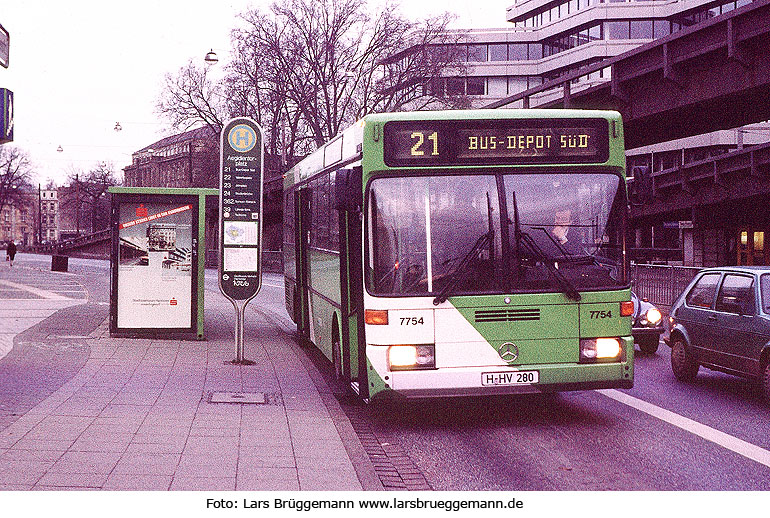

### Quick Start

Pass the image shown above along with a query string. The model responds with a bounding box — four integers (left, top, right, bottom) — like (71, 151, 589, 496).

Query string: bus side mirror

(333, 167, 362, 212)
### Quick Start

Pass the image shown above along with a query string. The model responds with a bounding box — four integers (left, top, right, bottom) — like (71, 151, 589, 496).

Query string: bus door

(334, 167, 368, 398)
(295, 188, 312, 343)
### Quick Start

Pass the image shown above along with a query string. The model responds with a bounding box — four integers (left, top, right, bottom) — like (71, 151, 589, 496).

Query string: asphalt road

(342, 337, 770, 491)
(7, 255, 770, 491)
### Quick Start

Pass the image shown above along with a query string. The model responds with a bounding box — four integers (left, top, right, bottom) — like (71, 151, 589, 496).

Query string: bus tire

(332, 322, 343, 380)
(292, 290, 300, 326)
(671, 337, 699, 382)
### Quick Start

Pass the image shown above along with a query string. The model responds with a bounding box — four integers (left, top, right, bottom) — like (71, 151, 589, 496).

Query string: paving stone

(103, 474, 173, 490)
(0, 264, 373, 492)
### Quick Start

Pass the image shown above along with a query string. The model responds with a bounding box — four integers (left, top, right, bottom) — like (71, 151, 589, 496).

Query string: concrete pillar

(683, 228, 694, 266)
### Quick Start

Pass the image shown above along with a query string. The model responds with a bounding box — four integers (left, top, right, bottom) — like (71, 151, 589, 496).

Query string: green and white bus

(284, 109, 634, 401)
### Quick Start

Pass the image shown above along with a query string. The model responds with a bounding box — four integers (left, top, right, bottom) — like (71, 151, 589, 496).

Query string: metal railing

(29, 229, 111, 256)
(630, 263, 701, 310)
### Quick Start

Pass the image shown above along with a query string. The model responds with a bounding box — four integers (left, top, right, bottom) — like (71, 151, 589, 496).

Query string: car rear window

(715, 274, 755, 314)
(685, 273, 721, 309)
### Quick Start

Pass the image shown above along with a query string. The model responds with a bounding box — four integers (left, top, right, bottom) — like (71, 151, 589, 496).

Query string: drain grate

(210, 392, 267, 404)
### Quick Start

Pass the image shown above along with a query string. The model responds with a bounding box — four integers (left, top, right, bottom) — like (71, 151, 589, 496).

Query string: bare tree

(234, 0, 467, 148)
(59, 163, 120, 235)
(0, 145, 35, 216)
(157, 0, 467, 164)
(157, 61, 227, 135)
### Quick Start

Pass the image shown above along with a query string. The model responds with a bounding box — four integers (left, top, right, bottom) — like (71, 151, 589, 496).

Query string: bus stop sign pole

(218, 117, 264, 365)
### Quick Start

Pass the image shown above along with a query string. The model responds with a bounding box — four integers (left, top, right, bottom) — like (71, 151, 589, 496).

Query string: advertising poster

(116, 201, 194, 329)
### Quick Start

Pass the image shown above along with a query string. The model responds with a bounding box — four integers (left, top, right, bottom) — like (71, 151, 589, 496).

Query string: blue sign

(0, 88, 13, 143)
(0, 23, 8, 69)
(218, 117, 264, 302)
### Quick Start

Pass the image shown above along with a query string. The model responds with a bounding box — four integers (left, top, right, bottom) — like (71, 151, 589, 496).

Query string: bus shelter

(109, 187, 217, 340)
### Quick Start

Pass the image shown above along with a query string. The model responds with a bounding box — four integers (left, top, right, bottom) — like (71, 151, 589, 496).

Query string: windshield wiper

(432, 231, 493, 306)
(529, 226, 573, 258)
(518, 233, 581, 301)
(509, 191, 581, 301)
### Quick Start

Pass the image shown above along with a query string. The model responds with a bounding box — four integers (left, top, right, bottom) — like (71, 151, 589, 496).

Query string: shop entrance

(736, 227, 766, 265)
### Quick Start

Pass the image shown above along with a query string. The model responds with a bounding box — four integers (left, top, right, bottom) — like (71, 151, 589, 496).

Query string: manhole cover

(210, 392, 266, 404)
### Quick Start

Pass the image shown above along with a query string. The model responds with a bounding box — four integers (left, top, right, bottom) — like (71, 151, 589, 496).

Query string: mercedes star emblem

(498, 342, 519, 362)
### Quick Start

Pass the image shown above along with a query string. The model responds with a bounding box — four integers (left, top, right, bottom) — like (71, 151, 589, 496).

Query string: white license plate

(481, 370, 539, 386)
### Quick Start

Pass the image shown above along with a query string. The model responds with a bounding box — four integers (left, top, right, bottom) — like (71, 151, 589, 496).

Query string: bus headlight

(388, 345, 436, 370)
(580, 338, 622, 362)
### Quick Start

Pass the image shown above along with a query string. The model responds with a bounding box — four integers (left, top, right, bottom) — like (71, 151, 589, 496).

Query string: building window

(508, 77, 529, 95)
(653, 20, 670, 39)
(487, 77, 508, 97)
(629, 20, 653, 39)
(528, 43, 543, 60)
(446, 78, 465, 95)
(606, 21, 630, 40)
(508, 43, 528, 61)
(489, 43, 507, 61)
(466, 44, 487, 62)
(466, 77, 486, 96)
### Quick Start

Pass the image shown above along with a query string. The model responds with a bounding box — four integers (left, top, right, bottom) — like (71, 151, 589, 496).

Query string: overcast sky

(1, 0, 513, 186)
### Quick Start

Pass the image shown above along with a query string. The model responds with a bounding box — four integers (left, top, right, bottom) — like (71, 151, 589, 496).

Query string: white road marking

(599, 389, 770, 468)
(0, 280, 73, 300)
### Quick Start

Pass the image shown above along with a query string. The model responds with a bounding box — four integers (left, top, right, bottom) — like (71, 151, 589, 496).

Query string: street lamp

(56, 145, 63, 153)
(204, 49, 219, 65)
(114, 122, 122, 132)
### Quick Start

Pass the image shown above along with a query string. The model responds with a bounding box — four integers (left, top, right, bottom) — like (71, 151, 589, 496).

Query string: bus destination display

(383, 119, 609, 166)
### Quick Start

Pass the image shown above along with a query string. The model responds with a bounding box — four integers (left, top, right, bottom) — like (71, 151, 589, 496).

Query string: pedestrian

(6, 240, 16, 267)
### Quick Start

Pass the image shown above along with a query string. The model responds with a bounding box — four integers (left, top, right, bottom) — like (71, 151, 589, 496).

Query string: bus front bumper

(380, 361, 633, 399)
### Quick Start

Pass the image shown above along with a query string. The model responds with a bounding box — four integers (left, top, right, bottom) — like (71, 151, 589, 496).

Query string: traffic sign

(0, 23, 8, 69)
(1, 89, 13, 143)
(218, 117, 264, 364)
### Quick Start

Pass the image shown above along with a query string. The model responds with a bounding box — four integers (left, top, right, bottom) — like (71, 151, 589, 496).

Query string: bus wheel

(333, 338, 343, 380)
(671, 338, 699, 382)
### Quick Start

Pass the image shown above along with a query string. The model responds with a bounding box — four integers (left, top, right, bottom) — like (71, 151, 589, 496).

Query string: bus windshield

(366, 172, 625, 297)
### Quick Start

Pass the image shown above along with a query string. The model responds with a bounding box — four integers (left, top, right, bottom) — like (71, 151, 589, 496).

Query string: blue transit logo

(228, 124, 257, 153)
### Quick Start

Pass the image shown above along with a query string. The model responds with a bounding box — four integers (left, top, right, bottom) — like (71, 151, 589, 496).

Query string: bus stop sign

(218, 117, 264, 302)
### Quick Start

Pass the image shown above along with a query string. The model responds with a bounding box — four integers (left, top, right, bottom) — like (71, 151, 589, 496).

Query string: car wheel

(671, 338, 699, 381)
(638, 336, 659, 355)
(762, 362, 770, 405)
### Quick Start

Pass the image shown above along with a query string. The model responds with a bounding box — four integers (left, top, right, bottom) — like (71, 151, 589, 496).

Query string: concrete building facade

(1, 193, 34, 247)
(424, 0, 770, 267)
(40, 188, 59, 243)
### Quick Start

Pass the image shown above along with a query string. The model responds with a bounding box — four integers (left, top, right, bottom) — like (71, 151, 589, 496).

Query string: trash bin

(51, 255, 69, 272)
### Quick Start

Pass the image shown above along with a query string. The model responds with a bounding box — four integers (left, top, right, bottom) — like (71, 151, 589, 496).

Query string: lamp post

(37, 184, 42, 246)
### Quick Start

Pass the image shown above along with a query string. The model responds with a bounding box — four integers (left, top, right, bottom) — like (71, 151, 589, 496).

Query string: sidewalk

(0, 261, 378, 491)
